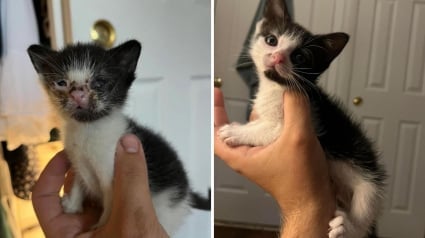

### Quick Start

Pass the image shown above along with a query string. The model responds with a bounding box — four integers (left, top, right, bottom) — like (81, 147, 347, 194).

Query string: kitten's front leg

(61, 177, 84, 213)
(218, 120, 281, 146)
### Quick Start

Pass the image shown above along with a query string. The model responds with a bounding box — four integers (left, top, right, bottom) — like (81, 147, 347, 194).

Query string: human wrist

(279, 201, 334, 238)
(280, 207, 333, 238)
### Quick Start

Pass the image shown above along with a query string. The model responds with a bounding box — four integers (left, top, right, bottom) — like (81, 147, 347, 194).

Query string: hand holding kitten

(32, 135, 169, 238)
(214, 88, 335, 237)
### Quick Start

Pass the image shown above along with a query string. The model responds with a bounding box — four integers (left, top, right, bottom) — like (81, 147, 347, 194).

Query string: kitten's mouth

(264, 68, 291, 86)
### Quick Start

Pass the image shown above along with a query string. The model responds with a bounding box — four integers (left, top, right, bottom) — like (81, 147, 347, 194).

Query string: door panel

(51, 0, 211, 237)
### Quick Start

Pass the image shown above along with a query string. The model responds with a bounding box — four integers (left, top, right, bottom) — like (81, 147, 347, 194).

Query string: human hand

(32, 134, 169, 238)
(214, 88, 335, 237)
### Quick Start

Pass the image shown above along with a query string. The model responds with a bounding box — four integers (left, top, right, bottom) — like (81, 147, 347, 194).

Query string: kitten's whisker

(235, 62, 254, 68)
(290, 70, 321, 100)
(292, 69, 320, 75)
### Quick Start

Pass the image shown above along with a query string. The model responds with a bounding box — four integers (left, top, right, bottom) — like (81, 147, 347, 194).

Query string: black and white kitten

(218, 1, 385, 238)
(27, 40, 208, 234)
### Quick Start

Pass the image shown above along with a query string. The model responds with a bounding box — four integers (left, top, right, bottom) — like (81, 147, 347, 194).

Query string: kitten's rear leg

(329, 161, 382, 238)
(328, 210, 350, 238)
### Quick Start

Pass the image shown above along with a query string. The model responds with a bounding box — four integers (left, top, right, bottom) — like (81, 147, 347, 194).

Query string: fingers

(214, 88, 229, 126)
(32, 151, 70, 230)
(280, 91, 315, 137)
(213, 87, 238, 161)
(64, 169, 75, 194)
(113, 134, 155, 216)
(214, 88, 259, 172)
(81, 136, 167, 237)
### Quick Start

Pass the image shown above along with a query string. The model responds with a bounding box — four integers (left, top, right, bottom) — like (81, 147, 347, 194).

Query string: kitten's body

(219, 1, 385, 238)
(63, 110, 191, 232)
(27, 40, 202, 234)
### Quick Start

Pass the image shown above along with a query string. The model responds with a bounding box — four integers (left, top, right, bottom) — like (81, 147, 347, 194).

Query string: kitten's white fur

(67, 68, 92, 84)
(218, 20, 382, 238)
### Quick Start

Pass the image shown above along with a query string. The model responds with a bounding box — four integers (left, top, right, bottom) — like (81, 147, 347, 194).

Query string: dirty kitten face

(27, 40, 141, 122)
(250, 0, 349, 89)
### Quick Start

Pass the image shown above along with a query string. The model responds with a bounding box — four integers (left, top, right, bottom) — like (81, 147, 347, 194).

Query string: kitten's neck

(253, 71, 286, 120)
(256, 70, 286, 93)
(64, 109, 125, 129)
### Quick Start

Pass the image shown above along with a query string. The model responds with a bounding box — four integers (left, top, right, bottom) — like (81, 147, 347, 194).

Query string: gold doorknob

(214, 77, 222, 88)
(352, 96, 363, 106)
(90, 20, 116, 48)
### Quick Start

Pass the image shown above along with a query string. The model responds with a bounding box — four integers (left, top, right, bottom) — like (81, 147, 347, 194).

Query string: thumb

(113, 134, 154, 214)
(214, 88, 229, 126)
(281, 91, 315, 135)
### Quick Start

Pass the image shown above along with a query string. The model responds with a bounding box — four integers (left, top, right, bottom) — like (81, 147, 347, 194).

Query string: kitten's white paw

(218, 123, 243, 146)
(61, 194, 83, 214)
(328, 210, 346, 238)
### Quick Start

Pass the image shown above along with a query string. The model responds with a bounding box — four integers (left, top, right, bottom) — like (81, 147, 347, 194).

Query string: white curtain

(0, 0, 57, 150)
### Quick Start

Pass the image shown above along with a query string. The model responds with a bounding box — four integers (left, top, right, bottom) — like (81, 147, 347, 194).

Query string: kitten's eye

(92, 79, 107, 88)
(292, 53, 306, 64)
(55, 80, 67, 87)
(265, 35, 278, 46)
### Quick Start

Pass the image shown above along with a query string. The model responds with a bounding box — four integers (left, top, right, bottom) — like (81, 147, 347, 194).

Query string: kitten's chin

(69, 109, 108, 122)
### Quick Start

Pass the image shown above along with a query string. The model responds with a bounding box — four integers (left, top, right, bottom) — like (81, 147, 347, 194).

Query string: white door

(215, 0, 425, 237)
(49, 0, 211, 237)
(346, 0, 425, 237)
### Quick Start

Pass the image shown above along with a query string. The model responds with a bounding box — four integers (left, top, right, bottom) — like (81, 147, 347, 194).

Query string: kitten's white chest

(253, 78, 286, 121)
(63, 111, 127, 187)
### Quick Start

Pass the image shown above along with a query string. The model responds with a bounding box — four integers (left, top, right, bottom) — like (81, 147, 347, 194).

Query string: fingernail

(120, 135, 139, 153)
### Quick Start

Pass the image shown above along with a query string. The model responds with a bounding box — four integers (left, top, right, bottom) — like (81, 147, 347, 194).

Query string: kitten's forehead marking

(277, 33, 299, 52)
(67, 68, 92, 85)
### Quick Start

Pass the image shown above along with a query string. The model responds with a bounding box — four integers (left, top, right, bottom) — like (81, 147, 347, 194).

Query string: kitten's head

(27, 40, 141, 122)
(250, 0, 349, 90)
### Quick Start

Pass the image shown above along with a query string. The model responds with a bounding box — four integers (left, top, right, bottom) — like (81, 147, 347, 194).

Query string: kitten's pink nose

(70, 88, 89, 108)
(271, 53, 284, 65)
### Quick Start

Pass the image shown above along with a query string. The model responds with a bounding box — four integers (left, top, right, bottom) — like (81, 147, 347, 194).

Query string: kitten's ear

(109, 40, 142, 73)
(264, 0, 291, 23)
(27, 45, 57, 73)
(320, 32, 350, 62)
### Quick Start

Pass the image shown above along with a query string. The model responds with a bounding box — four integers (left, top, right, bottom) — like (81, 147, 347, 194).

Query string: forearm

(280, 206, 333, 238)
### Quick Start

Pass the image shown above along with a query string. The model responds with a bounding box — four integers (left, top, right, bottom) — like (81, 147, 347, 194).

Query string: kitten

(27, 40, 209, 234)
(218, 1, 385, 238)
